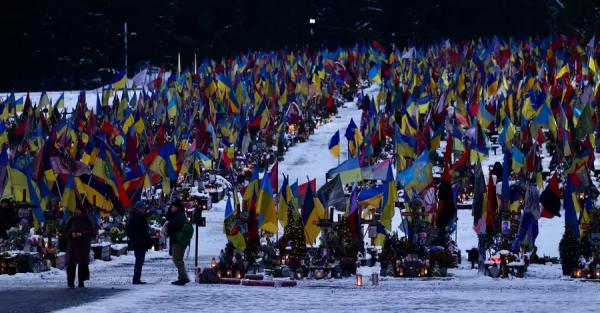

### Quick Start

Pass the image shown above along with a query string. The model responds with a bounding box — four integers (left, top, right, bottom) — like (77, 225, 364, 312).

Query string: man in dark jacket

(64, 206, 96, 288)
(165, 199, 189, 285)
(126, 201, 151, 285)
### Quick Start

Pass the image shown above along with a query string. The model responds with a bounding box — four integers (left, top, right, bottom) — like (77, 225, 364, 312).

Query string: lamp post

(122, 22, 137, 76)
(124, 22, 128, 74)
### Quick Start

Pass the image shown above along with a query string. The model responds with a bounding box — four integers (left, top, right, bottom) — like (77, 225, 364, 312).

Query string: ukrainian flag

(327, 157, 363, 185)
(0, 122, 8, 147)
(345, 118, 359, 156)
(122, 110, 135, 134)
(301, 184, 325, 245)
(257, 170, 277, 234)
(134, 111, 145, 134)
(380, 164, 396, 230)
(216, 74, 233, 92)
(589, 56, 597, 74)
(368, 63, 381, 84)
(277, 175, 297, 228)
(55, 92, 65, 111)
(477, 101, 493, 130)
(148, 142, 178, 194)
(328, 130, 340, 158)
(556, 64, 569, 79)
(564, 178, 580, 238)
(224, 195, 246, 251)
(397, 151, 432, 197)
(194, 152, 212, 172)
(61, 175, 77, 213)
(167, 94, 178, 119)
(0, 99, 9, 121)
(358, 185, 384, 208)
(14, 96, 24, 114)
(511, 147, 524, 172)
(111, 70, 128, 90)
(374, 222, 387, 246)
(2, 162, 44, 227)
(243, 166, 260, 201)
(429, 124, 444, 152)
(498, 117, 515, 149)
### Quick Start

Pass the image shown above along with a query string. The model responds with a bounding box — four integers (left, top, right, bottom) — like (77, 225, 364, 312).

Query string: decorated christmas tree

(333, 217, 358, 261)
(282, 207, 306, 264)
(559, 227, 580, 275)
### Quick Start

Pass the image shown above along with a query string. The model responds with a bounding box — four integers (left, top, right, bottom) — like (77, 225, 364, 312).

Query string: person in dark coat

(165, 199, 189, 285)
(64, 205, 96, 288)
(126, 201, 151, 285)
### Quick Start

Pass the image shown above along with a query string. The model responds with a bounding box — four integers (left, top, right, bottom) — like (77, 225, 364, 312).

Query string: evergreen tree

(559, 227, 580, 275)
(333, 217, 358, 260)
(282, 206, 306, 262)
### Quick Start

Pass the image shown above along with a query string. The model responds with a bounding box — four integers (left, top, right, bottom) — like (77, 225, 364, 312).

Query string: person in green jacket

(165, 199, 190, 285)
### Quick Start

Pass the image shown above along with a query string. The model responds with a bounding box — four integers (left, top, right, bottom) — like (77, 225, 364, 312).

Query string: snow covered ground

(35, 262, 600, 313)
(278, 86, 376, 188)
(0, 85, 588, 313)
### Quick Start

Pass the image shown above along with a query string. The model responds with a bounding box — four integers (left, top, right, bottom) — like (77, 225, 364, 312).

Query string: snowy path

(4, 247, 599, 313)
(50, 264, 600, 313)
(279, 86, 377, 188)
(194, 85, 377, 259)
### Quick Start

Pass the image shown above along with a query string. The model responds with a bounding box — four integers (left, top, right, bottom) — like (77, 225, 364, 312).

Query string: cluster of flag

(0, 43, 371, 229)
(318, 35, 600, 247)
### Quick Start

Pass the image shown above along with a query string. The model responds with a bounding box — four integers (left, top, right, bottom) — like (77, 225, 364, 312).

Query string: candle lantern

(371, 273, 379, 286)
(226, 269, 232, 277)
(595, 268, 600, 279)
(314, 269, 325, 279)
(236, 270, 242, 279)
(355, 274, 363, 287)
(295, 269, 303, 280)
(211, 257, 217, 269)
(396, 261, 404, 277)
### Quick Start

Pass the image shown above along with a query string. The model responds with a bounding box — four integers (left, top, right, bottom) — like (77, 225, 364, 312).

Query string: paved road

(0, 288, 125, 313)
(0, 251, 208, 313)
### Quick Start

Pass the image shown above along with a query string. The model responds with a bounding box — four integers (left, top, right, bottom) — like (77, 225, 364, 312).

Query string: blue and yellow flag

(327, 157, 363, 184)
(277, 175, 297, 228)
(62, 175, 77, 213)
(380, 164, 396, 230)
(301, 183, 325, 245)
(224, 195, 246, 251)
(328, 130, 341, 158)
(111, 70, 128, 90)
(397, 151, 432, 197)
(257, 170, 277, 234)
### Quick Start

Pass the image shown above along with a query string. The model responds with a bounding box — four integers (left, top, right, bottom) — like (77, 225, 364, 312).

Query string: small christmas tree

(282, 206, 306, 264)
(333, 218, 358, 261)
(559, 227, 580, 275)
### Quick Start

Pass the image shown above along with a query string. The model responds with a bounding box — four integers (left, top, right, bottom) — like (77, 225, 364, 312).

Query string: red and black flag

(540, 172, 561, 218)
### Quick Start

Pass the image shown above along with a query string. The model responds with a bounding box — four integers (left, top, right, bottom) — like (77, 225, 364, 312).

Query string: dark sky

(0, 0, 595, 91)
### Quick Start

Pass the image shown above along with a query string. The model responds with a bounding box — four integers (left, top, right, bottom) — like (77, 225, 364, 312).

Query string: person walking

(165, 199, 190, 285)
(64, 206, 96, 288)
(126, 201, 151, 285)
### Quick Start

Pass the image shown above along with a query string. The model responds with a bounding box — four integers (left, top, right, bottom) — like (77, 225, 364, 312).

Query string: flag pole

(80, 174, 94, 205)
(338, 129, 341, 165)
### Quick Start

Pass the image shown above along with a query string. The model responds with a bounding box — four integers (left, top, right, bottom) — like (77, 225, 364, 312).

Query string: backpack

(176, 220, 194, 246)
